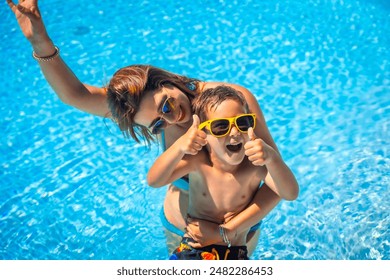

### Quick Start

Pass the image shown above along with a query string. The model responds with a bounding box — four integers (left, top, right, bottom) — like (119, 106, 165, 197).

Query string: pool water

(1, 0, 389, 260)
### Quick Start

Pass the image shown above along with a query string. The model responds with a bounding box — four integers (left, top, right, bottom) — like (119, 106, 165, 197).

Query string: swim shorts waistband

(169, 237, 249, 260)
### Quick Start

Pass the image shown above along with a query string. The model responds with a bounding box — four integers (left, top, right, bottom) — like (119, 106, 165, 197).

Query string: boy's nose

(229, 125, 240, 136)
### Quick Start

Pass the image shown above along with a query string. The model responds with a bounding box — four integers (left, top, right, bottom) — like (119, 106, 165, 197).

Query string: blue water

(1, 0, 389, 260)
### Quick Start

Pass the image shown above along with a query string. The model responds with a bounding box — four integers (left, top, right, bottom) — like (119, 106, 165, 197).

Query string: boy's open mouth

(226, 143, 242, 152)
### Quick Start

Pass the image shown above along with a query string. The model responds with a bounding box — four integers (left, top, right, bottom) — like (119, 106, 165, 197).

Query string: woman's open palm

(7, 0, 45, 41)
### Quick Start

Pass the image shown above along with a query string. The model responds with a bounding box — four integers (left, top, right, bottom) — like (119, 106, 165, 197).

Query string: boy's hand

(244, 127, 277, 166)
(180, 115, 207, 155)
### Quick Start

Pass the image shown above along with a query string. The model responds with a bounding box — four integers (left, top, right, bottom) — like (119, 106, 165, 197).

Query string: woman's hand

(185, 217, 221, 248)
(7, 0, 110, 117)
(7, 0, 53, 52)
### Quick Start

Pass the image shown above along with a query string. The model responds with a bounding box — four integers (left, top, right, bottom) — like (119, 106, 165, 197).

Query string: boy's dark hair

(192, 85, 250, 122)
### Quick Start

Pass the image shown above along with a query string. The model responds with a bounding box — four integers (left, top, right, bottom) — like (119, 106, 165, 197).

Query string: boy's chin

(224, 152, 245, 165)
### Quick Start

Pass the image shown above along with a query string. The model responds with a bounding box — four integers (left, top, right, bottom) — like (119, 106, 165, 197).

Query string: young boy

(147, 85, 298, 260)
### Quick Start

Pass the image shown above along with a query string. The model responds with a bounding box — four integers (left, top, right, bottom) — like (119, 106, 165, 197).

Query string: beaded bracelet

(32, 46, 60, 62)
(219, 225, 231, 248)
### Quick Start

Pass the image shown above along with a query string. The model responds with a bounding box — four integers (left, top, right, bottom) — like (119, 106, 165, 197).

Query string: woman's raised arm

(7, 0, 109, 117)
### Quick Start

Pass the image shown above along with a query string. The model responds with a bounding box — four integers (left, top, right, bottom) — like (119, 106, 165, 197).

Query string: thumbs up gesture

(180, 115, 208, 155)
(244, 127, 276, 166)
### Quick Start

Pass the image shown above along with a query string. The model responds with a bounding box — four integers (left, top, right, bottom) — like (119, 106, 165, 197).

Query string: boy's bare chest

(188, 168, 261, 222)
(191, 165, 263, 202)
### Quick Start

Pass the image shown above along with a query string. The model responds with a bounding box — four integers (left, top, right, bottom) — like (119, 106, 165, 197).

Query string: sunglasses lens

(162, 98, 174, 114)
(210, 119, 230, 136)
(151, 119, 166, 134)
(236, 115, 254, 131)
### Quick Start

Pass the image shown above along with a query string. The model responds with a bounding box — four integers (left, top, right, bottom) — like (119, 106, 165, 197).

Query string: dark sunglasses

(151, 97, 175, 135)
(198, 114, 256, 137)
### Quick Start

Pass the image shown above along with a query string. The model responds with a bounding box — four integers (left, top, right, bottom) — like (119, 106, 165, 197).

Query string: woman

(7, 0, 282, 256)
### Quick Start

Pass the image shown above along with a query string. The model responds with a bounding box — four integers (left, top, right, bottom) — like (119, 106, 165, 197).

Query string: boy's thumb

(248, 127, 256, 141)
(192, 114, 200, 128)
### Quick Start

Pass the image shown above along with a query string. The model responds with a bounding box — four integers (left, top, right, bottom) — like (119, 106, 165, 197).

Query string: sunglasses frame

(151, 97, 176, 135)
(198, 113, 256, 138)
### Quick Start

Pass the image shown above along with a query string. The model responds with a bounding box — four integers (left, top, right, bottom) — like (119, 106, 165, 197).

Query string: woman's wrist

(30, 35, 56, 57)
(32, 46, 60, 62)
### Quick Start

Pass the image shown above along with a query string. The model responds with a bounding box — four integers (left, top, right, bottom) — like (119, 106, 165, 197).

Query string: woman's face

(133, 85, 193, 134)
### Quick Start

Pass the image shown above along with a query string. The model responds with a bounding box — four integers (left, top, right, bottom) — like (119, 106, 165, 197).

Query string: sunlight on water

(1, 0, 389, 260)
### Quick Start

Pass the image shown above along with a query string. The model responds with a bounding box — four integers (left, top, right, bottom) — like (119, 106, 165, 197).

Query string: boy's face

(203, 100, 250, 166)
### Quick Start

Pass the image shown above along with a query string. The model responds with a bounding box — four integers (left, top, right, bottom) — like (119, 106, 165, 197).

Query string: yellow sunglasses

(198, 113, 256, 138)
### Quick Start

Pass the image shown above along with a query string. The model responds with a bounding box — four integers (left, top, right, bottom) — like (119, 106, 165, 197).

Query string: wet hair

(106, 65, 199, 144)
(192, 85, 250, 122)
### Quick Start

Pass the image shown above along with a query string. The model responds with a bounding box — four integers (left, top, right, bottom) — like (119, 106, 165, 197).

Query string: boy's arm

(147, 115, 207, 187)
(263, 155, 299, 200)
(245, 128, 299, 201)
(147, 143, 192, 188)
